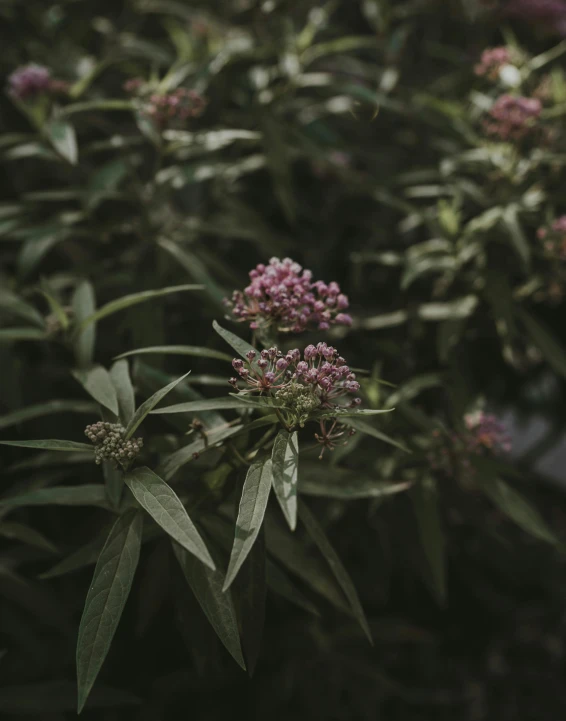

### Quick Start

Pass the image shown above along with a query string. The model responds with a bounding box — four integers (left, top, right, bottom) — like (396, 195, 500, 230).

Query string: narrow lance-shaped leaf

(72, 281, 96, 369)
(152, 396, 265, 415)
(223, 460, 272, 591)
(271, 430, 299, 531)
(345, 417, 409, 453)
(172, 542, 246, 670)
(237, 528, 267, 676)
(125, 466, 215, 570)
(0, 439, 93, 452)
(0, 400, 96, 431)
(212, 320, 259, 370)
(110, 360, 135, 425)
(103, 461, 123, 511)
(72, 366, 119, 416)
(76, 509, 143, 714)
(411, 477, 446, 605)
(299, 501, 373, 643)
(45, 119, 78, 165)
(0, 485, 107, 509)
(114, 345, 232, 363)
(77, 285, 203, 331)
(125, 372, 190, 439)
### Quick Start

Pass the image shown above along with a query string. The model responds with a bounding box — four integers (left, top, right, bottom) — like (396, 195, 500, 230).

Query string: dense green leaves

(271, 430, 299, 531)
(224, 460, 272, 590)
(76, 510, 143, 713)
(125, 467, 215, 569)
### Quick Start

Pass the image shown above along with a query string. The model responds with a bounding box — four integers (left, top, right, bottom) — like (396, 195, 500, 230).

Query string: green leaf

(266, 560, 320, 617)
(271, 431, 299, 531)
(72, 366, 119, 416)
(76, 285, 202, 331)
(160, 423, 244, 480)
(224, 460, 272, 590)
(519, 309, 566, 379)
(76, 509, 143, 714)
(45, 119, 78, 164)
(125, 466, 215, 569)
(300, 502, 372, 642)
(0, 439, 93, 452)
(110, 360, 135, 425)
(0, 288, 45, 328)
(0, 327, 47, 342)
(172, 542, 246, 670)
(0, 400, 96, 430)
(40, 530, 109, 579)
(502, 204, 530, 268)
(212, 321, 258, 368)
(125, 371, 190, 439)
(103, 461, 124, 510)
(237, 528, 266, 675)
(0, 522, 58, 553)
(41, 288, 69, 330)
(152, 396, 262, 415)
(411, 477, 446, 604)
(345, 417, 409, 453)
(114, 345, 232, 363)
(313, 407, 394, 420)
(0, 485, 106, 509)
(72, 281, 96, 369)
(300, 463, 411, 499)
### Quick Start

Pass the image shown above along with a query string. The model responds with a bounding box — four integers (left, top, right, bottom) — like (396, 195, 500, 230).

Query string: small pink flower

(483, 94, 542, 141)
(8, 64, 51, 100)
(474, 47, 512, 79)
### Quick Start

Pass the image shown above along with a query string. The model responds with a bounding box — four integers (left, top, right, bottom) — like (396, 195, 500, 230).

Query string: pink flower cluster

(484, 94, 542, 141)
(144, 88, 206, 127)
(230, 342, 361, 406)
(8, 64, 54, 101)
(537, 216, 566, 259)
(504, 0, 566, 35)
(474, 47, 512, 79)
(227, 257, 352, 333)
(462, 412, 512, 455)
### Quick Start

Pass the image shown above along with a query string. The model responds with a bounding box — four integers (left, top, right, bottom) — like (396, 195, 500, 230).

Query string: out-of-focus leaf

(17, 229, 71, 280)
(300, 463, 411, 499)
(411, 477, 446, 604)
(0, 328, 47, 342)
(0, 400, 96, 430)
(345, 417, 409, 452)
(172, 542, 246, 670)
(40, 530, 109, 579)
(502, 204, 530, 268)
(160, 423, 244, 480)
(125, 466, 215, 569)
(76, 509, 143, 714)
(0, 485, 106, 509)
(0, 439, 93, 452)
(0, 680, 140, 713)
(0, 521, 58, 553)
(103, 461, 123, 510)
(224, 460, 272, 590)
(115, 345, 232, 363)
(519, 309, 566, 379)
(110, 360, 136, 425)
(0, 288, 45, 328)
(261, 115, 296, 223)
(237, 528, 266, 676)
(271, 431, 299, 531)
(125, 371, 190, 439)
(77, 285, 202, 331)
(266, 559, 320, 617)
(72, 365, 119, 416)
(72, 281, 97, 369)
(45, 119, 78, 164)
(299, 501, 372, 643)
(152, 397, 263, 414)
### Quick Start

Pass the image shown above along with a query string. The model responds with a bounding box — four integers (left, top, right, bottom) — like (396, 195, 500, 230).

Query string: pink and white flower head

(463, 411, 512, 455)
(474, 47, 513, 79)
(143, 88, 206, 127)
(226, 257, 352, 334)
(8, 64, 51, 101)
(483, 94, 542, 141)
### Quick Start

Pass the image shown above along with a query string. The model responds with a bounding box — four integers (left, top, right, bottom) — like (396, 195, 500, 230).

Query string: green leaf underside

(299, 501, 373, 643)
(110, 360, 136, 425)
(72, 366, 119, 416)
(411, 478, 446, 604)
(0, 485, 107, 509)
(0, 439, 93, 452)
(172, 543, 246, 670)
(115, 345, 232, 363)
(125, 466, 215, 569)
(125, 371, 190, 439)
(77, 285, 203, 331)
(76, 510, 143, 713)
(271, 430, 299, 531)
(224, 460, 273, 590)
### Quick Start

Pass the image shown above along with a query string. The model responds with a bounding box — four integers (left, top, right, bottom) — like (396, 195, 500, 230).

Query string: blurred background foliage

(2, 0, 566, 719)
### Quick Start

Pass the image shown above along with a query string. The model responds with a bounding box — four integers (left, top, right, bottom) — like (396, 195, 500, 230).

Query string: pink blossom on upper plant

(483, 94, 542, 141)
(474, 47, 513, 79)
(504, 0, 566, 35)
(537, 216, 566, 259)
(226, 257, 352, 334)
(143, 88, 206, 127)
(8, 64, 51, 100)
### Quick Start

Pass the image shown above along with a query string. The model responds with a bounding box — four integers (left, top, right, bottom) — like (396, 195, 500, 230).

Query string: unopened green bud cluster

(84, 421, 143, 467)
(275, 382, 321, 427)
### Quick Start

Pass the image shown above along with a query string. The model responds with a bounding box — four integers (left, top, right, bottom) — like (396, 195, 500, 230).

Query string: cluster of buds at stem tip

(85, 422, 143, 468)
(225, 257, 352, 334)
(7, 65, 69, 101)
(474, 47, 514, 80)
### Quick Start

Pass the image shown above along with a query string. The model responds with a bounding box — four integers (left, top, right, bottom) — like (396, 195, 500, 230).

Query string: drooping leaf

(40, 530, 109, 579)
(110, 360, 135, 425)
(0, 439, 93, 452)
(172, 542, 246, 670)
(0, 400, 96, 430)
(77, 285, 202, 331)
(224, 460, 272, 590)
(411, 477, 446, 604)
(115, 345, 232, 363)
(300, 463, 411, 500)
(125, 466, 215, 569)
(266, 559, 320, 617)
(124, 371, 190, 439)
(72, 281, 96, 369)
(45, 119, 78, 164)
(345, 417, 409, 452)
(72, 366, 119, 416)
(299, 500, 372, 643)
(0, 521, 58, 553)
(76, 509, 143, 714)
(0, 485, 106, 509)
(271, 430, 299, 531)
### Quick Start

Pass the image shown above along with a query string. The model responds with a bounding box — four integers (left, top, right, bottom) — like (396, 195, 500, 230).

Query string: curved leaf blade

(0, 439, 93, 452)
(125, 372, 190, 440)
(0, 485, 106, 509)
(271, 430, 299, 531)
(72, 281, 96, 369)
(76, 509, 143, 713)
(114, 345, 232, 363)
(152, 397, 261, 415)
(0, 400, 96, 431)
(72, 366, 119, 416)
(223, 460, 272, 591)
(125, 466, 214, 570)
(110, 360, 135, 425)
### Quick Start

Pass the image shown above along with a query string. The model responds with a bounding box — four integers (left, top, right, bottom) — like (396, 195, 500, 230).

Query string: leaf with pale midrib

(72, 366, 119, 416)
(76, 509, 143, 713)
(271, 430, 299, 531)
(110, 360, 135, 424)
(125, 371, 190, 439)
(224, 460, 272, 590)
